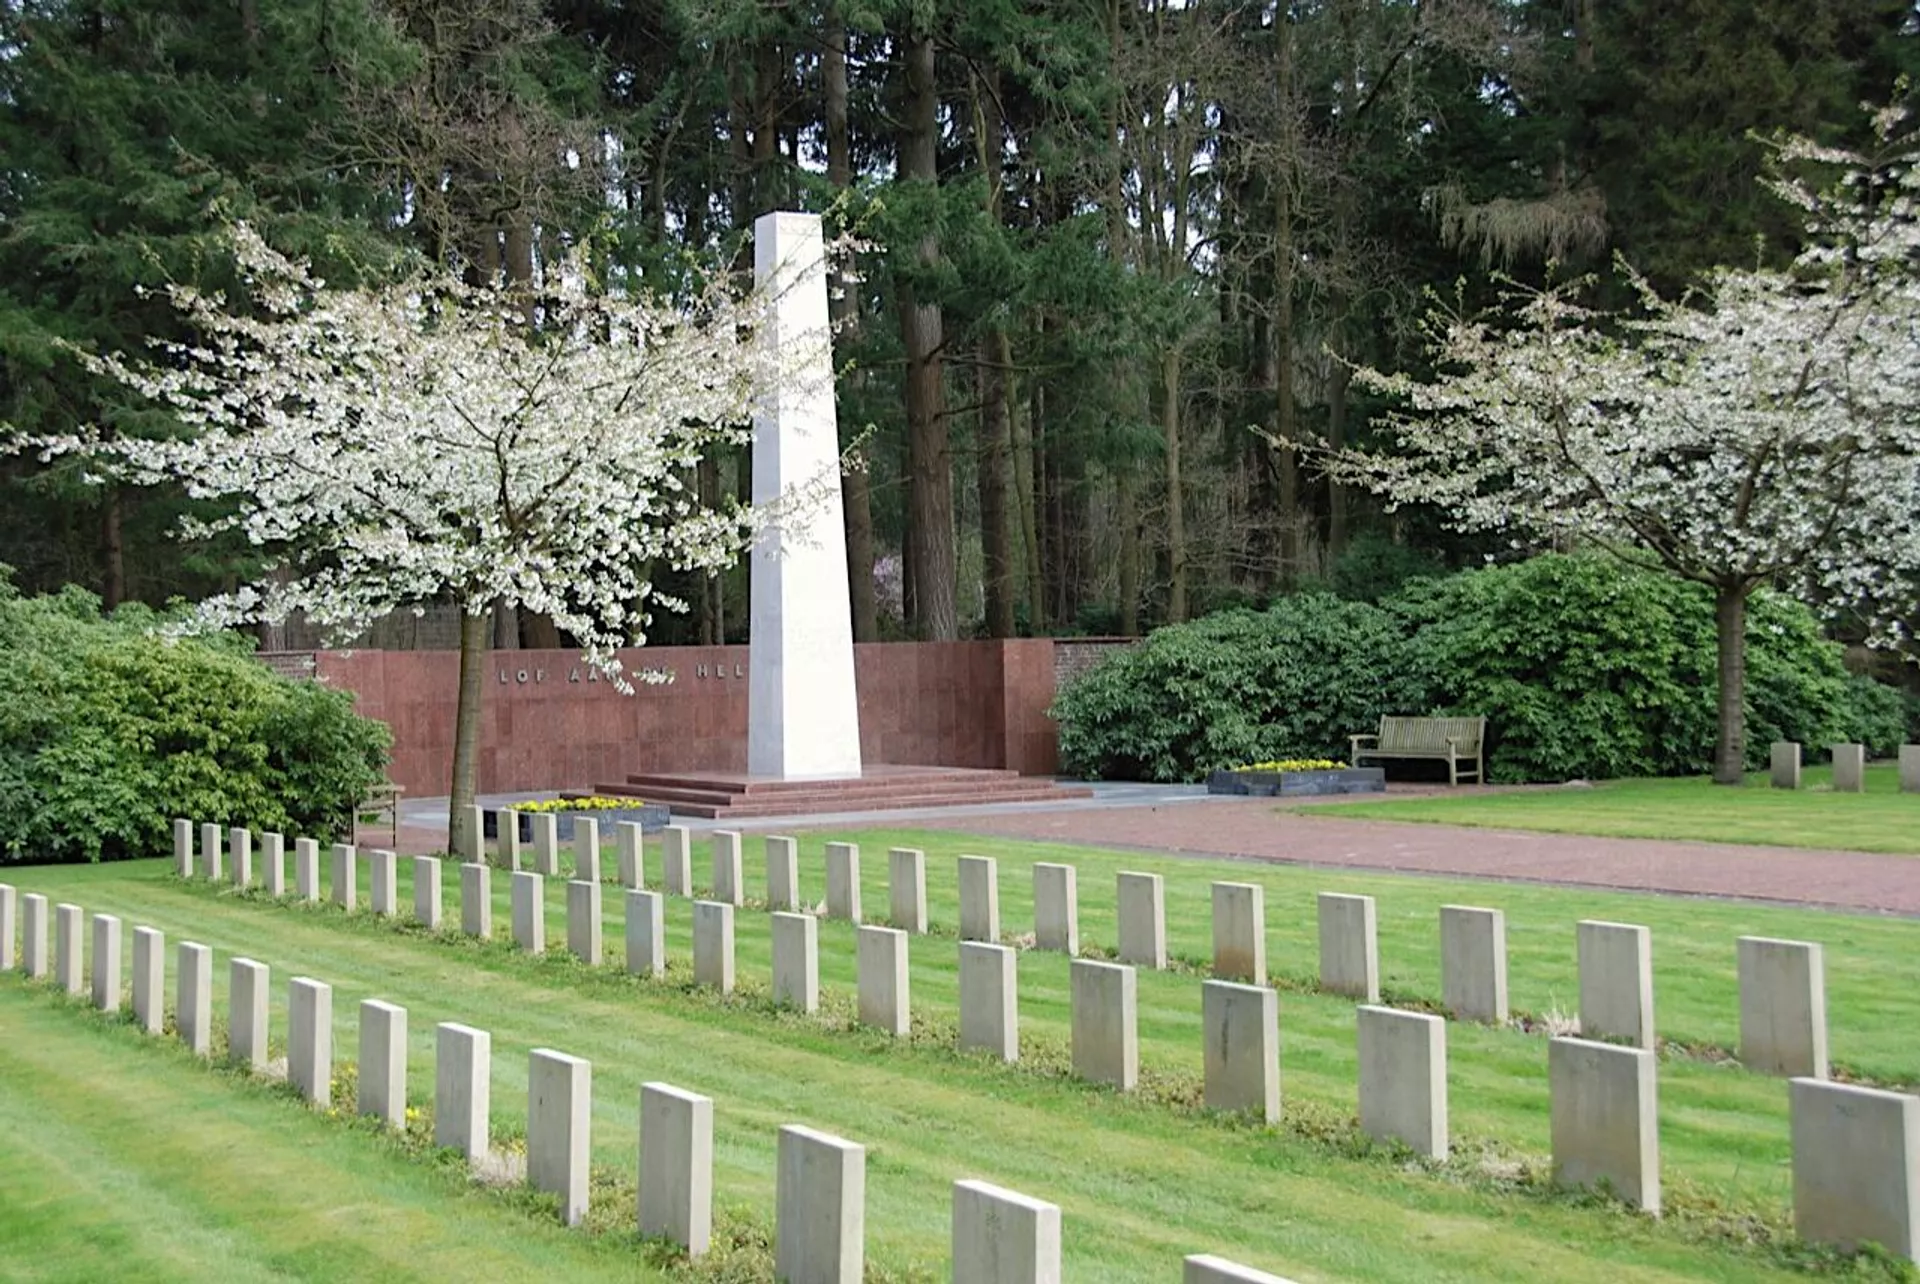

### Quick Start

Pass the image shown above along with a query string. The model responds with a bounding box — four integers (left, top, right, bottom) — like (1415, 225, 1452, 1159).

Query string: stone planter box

(1206, 767, 1386, 797)
(483, 804, 672, 843)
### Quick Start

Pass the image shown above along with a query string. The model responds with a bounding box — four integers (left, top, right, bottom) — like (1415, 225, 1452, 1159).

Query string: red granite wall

(312, 639, 1065, 796)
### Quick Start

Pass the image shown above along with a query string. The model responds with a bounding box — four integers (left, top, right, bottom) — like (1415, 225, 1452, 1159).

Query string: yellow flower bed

(507, 796, 645, 812)
(1228, 759, 1348, 773)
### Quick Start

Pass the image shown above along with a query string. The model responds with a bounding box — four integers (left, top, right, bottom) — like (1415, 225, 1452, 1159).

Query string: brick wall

(1052, 637, 1137, 690)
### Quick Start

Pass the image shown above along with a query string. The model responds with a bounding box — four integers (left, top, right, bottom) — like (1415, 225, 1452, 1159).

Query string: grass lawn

(5, 828, 1919, 1283)
(1305, 762, 1920, 853)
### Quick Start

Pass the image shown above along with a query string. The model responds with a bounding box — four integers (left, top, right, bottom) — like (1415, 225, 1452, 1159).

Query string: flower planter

(482, 803, 672, 843)
(1206, 767, 1386, 797)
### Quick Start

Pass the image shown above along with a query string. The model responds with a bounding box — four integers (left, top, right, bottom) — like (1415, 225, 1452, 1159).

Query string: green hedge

(0, 579, 390, 864)
(1052, 554, 1904, 784)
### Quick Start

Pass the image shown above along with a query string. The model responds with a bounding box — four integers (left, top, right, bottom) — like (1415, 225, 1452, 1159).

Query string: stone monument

(747, 210, 863, 781)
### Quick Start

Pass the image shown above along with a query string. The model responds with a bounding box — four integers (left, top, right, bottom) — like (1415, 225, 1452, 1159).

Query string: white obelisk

(747, 211, 863, 780)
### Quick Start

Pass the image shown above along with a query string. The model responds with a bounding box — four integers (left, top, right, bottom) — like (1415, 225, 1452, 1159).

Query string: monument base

(593, 764, 1090, 820)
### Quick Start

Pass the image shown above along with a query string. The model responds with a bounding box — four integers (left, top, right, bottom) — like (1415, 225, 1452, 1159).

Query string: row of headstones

(1770, 741, 1920, 791)
(0, 887, 1299, 1284)
(169, 818, 1839, 1084)
(152, 819, 1920, 1261)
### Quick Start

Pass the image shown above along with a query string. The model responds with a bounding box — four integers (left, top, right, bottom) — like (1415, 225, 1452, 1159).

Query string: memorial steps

(590, 764, 1091, 819)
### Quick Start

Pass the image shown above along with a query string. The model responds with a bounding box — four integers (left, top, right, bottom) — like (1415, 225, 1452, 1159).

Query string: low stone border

(1206, 768, 1385, 798)
(482, 804, 671, 844)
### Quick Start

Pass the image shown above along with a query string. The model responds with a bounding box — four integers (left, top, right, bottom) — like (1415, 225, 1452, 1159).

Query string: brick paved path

(914, 797, 1920, 916)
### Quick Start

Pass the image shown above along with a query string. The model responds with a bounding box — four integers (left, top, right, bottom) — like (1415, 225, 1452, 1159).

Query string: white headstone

(748, 210, 862, 781)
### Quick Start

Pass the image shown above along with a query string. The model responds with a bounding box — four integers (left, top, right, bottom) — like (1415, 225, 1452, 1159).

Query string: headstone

(1548, 1036, 1660, 1214)
(639, 1081, 715, 1257)
(294, 838, 320, 901)
(1788, 1078, 1918, 1260)
(1577, 919, 1654, 1049)
(951, 1179, 1061, 1284)
(958, 941, 1018, 1062)
(748, 209, 863, 782)
(889, 847, 927, 933)
(775, 1123, 866, 1284)
(229, 826, 253, 889)
(464, 804, 485, 865)
(772, 911, 820, 1012)
(616, 822, 646, 889)
(331, 843, 357, 911)
(1831, 743, 1867, 793)
(369, 848, 398, 916)
(1071, 958, 1137, 1090)
(626, 889, 665, 977)
(131, 926, 164, 1035)
(711, 829, 744, 906)
(575, 816, 602, 883)
(0, 883, 12, 972)
(1318, 893, 1379, 1001)
(288, 976, 334, 1106)
(528, 1048, 592, 1226)
(54, 902, 82, 995)
(1771, 741, 1803, 790)
(460, 862, 492, 939)
(857, 925, 910, 1036)
(1357, 1005, 1448, 1160)
(1032, 863, 1079, 955)
(826, 842, 862, 922)
(532, 812, 560, 876)
(1201, 980, 1279, 1123)
(413, 855, 444, 930)
(1183, 1256, 1300, 1284)
(497, 808, 523, 870)
(1115, 872, 1166, 970)
(1211, 882, 1266, 984)
(90, 913, 122, 1013)
(201, 822, 223, 881)
(173, 818, 194, 876)
(1440, 905, 1508, 1024)
(663, 825, 693, 896)
(262, 832, 286, 897)
(1902, 744, 1920, 795)
(21, 893, 48, 979)
(359, 999, 407, 1128)
(176, 942, 212, 1056)
(958, 854, 1001, 943)
(229, 958, 270, 1069)
(1738, 936, 1827, 1079)
(511, 871, 545, 955)
(766, 835, 800, 910)
(435, 1022, 491, 1162)
(692, 900, 735, 994)
(567, 879, 603, 964)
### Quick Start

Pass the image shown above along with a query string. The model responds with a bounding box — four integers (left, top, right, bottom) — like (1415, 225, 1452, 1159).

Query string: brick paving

(912, 797, 1920, 916)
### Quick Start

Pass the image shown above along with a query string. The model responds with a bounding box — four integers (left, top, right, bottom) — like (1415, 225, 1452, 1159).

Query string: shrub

(1329, 532, 1445, 604)
(1053, 553, 1899, 784)
(1390, 556, 1877, 783)
(1050, 593, 1426, 782)
(0, 577, 390, 864)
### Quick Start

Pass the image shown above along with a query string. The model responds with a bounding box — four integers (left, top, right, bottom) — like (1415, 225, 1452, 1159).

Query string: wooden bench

(351, 783, 405, 845)
(1349, 716, 1486, 786)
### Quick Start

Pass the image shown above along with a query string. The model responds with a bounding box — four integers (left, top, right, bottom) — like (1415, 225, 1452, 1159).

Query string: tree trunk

(449, 609, 488, 859)
(1116, 468, 1140, 636)
(824, 8, 877, 643)
(1713, 583, 1750, 785)
(974, 69, 1016, 639)
(1327, 359, 1351, 561)
(896, 22, 957, 640)
(1013, 360, 1045, 631)
(1162, 349, 1187, 623)
(100, 487, 125, 610)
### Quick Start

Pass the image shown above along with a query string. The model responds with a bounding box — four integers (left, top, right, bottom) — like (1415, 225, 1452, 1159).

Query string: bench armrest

(1349, 734, 1378, 755)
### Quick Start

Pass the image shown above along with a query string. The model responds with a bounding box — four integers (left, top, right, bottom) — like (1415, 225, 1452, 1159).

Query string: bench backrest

(1378, 716, 1485, 754)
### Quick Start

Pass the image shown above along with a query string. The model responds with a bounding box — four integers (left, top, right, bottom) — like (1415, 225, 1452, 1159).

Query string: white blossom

(21, 223, 838, 691)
